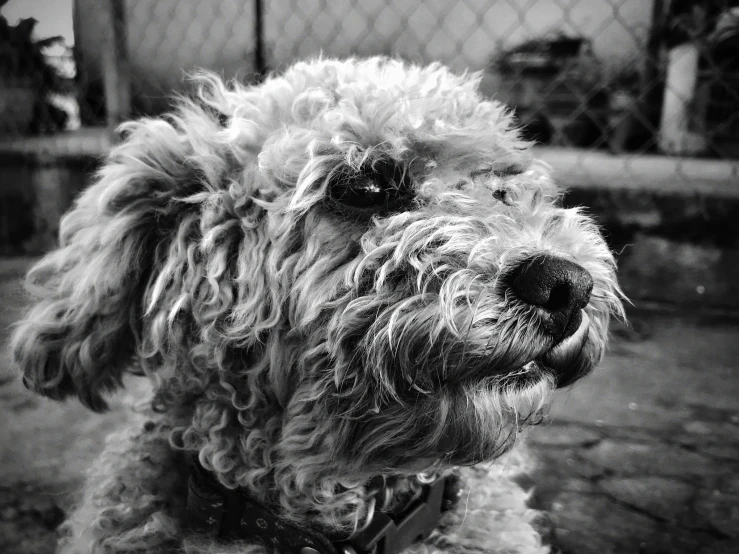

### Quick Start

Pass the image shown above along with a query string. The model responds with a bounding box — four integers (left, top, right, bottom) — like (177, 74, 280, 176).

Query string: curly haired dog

(11, 57, 622, 554)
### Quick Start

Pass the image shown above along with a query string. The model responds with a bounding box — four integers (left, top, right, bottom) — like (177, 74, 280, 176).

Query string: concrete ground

(0, 257, 737, 554)
(527, 312, 739, 554)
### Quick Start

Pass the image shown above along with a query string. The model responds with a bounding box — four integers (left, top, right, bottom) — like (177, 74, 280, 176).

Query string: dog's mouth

(438, 309, 593, 390)
(326, 305, 602, 471)
(503, 310, 593, 388)
(338, 279, 605, 400)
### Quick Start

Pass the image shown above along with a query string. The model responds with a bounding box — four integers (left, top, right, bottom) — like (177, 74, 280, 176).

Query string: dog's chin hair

(418, 370, 557, 467)
(324, 369, 556, 474)
(439, 368, 556, 465)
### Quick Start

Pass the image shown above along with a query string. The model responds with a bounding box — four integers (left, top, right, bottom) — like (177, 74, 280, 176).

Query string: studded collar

(185, 457, 461, 554)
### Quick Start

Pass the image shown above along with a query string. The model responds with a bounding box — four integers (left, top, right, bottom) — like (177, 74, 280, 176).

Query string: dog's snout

(507, 254, 593, 340)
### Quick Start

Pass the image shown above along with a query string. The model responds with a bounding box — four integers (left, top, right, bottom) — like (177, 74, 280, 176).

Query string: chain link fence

(2, 0, 739, 181)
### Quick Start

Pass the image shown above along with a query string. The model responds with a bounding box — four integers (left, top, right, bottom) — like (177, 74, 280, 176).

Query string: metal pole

(642, 0, 666, 133)
(103, 0, 131, 131)
(254, 0, 267, 80)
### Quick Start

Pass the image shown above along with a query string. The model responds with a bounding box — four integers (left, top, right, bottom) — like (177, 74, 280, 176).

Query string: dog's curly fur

(11, 57, 623, 553)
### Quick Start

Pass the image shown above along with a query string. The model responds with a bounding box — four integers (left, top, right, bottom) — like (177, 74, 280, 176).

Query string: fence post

(642, 0, 665, 126)
(254, 0, 267, 79)
(102, 0, 131, 132)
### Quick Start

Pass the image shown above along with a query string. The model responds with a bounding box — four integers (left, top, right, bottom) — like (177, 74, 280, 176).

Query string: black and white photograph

(0, 1, 737, 553)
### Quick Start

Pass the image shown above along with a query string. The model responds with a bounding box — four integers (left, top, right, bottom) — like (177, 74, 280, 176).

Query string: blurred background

(0, 1, 737, 553)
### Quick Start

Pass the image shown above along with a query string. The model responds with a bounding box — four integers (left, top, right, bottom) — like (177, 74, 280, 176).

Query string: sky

(4, 0, 74, 52)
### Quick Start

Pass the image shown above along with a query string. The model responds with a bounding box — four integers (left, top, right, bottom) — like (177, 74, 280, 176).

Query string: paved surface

(1, 257, 737, 554)
(0, 259, 127, 554)
(527, 312, 739, 554)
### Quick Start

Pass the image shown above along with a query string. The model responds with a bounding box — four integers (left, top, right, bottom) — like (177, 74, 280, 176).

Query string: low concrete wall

(535, 148, 739, 311)
(0, 151, 99, 255)
(0, 129, 108, 255)
(1, 139, 737, 310)
(564, 187, 739, 311)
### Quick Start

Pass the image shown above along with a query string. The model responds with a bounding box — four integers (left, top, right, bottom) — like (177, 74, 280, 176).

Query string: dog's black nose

(507, 254, 593, 340)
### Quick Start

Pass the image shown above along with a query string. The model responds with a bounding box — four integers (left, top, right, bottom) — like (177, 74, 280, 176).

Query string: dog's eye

(472, 164, 525, 179)
(328, 160, 414, 215)
(332, 177, 388, 208)
(494, 164, 525, 177)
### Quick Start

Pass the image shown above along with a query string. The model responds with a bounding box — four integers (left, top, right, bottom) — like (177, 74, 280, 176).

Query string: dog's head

(12, 57, 622, 494)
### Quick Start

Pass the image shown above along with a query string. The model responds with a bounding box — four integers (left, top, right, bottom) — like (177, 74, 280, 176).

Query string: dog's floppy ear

(10, 117, 208, 411)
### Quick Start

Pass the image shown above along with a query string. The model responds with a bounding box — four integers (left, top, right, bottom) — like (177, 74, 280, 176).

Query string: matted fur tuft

(10, 57, 623, 553)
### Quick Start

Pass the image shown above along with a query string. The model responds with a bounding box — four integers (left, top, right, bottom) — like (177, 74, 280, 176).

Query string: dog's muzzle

(506, 253, 593, 342)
